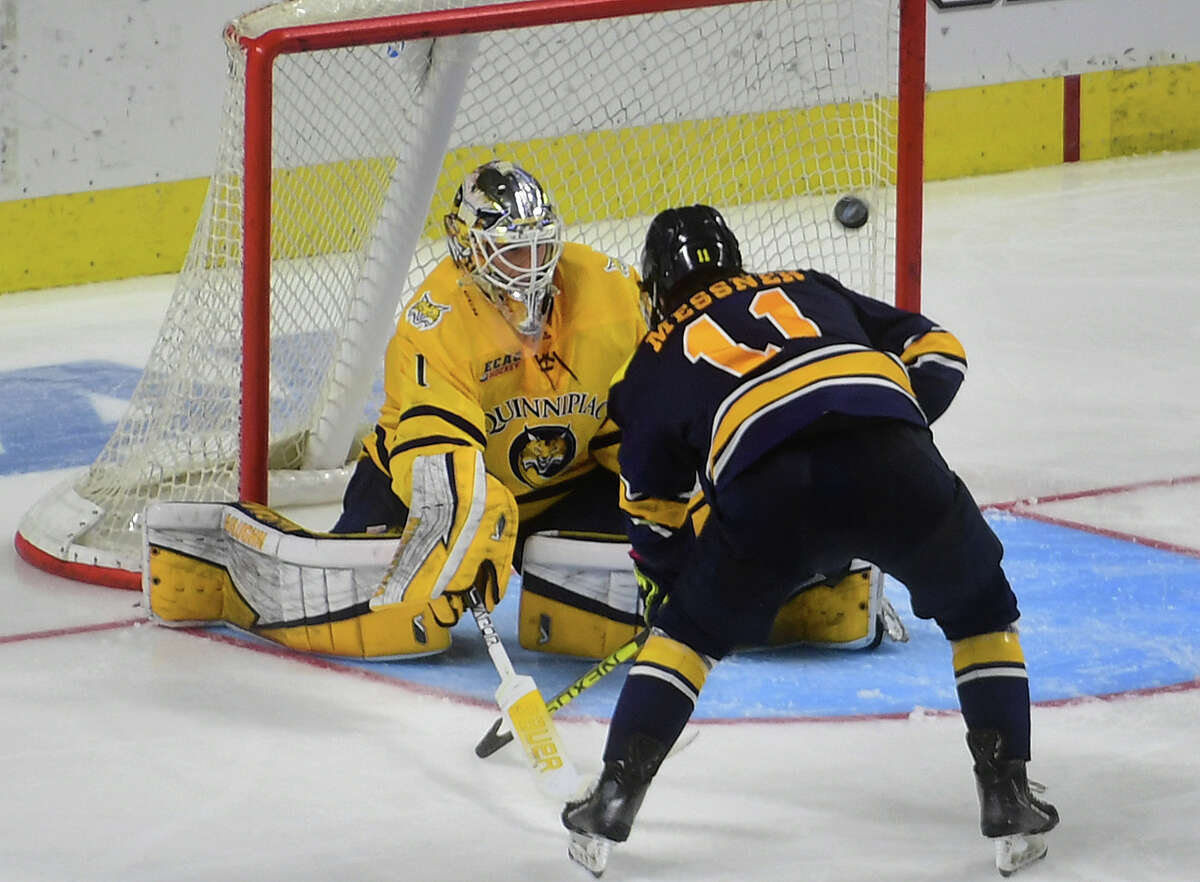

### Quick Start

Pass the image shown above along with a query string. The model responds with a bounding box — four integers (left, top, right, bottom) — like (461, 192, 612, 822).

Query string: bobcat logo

(406, 292, 450, 330)
(508, 424, 577, 487)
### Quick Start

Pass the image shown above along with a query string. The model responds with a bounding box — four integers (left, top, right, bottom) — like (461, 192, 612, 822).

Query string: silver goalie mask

(444, 161, 564, 339)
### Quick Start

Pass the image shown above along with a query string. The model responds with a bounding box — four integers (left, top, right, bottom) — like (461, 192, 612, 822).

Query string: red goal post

(15, 0, 925, 589)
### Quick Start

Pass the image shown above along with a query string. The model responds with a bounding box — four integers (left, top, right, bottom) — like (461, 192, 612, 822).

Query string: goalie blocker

(519, 533, 905, 658)
(144, 449, 517, 659)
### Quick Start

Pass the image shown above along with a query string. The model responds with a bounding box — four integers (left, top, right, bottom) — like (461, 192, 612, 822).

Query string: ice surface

(2, 152, 1198, 881)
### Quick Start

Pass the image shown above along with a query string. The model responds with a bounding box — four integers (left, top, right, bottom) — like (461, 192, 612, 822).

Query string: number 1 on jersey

(750, 288, 820, 339)
(683, 287, 821, 377)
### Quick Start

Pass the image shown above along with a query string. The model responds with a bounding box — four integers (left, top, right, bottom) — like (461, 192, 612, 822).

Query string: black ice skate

(562, 734, 667, 877)
(967, 729, 1059, 877)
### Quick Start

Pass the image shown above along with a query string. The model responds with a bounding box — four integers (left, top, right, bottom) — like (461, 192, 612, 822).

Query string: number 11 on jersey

(683, 287, 821, 377)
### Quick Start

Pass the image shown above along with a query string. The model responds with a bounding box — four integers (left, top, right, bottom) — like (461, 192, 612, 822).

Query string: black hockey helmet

(639, 204, 742, 326)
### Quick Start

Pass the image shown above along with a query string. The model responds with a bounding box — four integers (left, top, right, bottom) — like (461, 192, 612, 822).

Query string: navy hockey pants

(656, 420, 1020, 659)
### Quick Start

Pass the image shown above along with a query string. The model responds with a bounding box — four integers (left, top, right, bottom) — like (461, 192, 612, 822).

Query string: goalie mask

(444, 161, 564, 339)
(640, 204, 742, 327)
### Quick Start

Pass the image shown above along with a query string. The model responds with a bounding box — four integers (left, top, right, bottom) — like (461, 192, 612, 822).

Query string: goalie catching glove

(144, 449, 517, 658)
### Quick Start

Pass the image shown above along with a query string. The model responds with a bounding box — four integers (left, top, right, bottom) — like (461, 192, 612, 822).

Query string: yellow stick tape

(507, 689, 567, 775)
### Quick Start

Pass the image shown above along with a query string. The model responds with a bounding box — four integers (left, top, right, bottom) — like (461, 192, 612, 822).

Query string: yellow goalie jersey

(364, 242, 646, 519)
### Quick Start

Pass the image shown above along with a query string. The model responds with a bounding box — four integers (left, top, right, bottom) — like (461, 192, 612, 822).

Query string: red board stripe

(1063, 73, 1082, 163)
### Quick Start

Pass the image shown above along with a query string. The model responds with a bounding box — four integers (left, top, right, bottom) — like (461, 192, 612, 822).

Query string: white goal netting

(17, 0, 917, 586)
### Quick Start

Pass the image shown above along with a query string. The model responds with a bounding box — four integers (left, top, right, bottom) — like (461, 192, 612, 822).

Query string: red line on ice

(0, 617, 143, 645)
(984, 473, 1200, 558)
(183, 626, 496, 708)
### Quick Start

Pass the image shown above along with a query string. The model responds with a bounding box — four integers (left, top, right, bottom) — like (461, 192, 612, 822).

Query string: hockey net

(15, 0, 924, 589)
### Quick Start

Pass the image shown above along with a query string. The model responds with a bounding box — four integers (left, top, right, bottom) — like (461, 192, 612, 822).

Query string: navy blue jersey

(609, 268, 967, 582)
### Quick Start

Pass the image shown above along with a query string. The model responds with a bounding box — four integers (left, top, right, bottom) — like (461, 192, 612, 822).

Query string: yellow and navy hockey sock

(603, 633, 712, 765)
(952, 629, 1032, 760)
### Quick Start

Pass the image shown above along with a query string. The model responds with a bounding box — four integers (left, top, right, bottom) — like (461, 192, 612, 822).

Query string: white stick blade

(498, 675, 583, 800)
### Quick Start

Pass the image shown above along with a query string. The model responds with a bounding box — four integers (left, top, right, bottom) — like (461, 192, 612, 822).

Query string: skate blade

(995, 832, 1048, 877)
(567, 830, 613, 878)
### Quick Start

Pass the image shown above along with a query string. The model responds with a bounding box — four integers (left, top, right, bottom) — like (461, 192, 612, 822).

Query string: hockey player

(562, 205, 1058, 877)
(325, 159, 649, 654)
(144, 161, 646, 660)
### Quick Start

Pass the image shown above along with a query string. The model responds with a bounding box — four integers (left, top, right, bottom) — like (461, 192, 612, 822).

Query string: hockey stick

(472, 570, 864, 759)
(474, 626, 650, 758)
(465, 584, 583, 800)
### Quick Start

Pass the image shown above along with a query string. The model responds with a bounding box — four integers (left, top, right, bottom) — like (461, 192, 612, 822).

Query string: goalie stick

(464, 584, 583, 800)
(475, 627, 651, 758)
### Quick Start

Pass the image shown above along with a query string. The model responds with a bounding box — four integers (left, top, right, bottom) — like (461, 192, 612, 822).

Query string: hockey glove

(430, 560, 504, 627)
(634, 564, 668, 627)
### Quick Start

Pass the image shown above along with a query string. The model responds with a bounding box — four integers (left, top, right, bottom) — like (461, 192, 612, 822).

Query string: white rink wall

(3, 0, 1200, 202)
(926, 0, 1200, 88)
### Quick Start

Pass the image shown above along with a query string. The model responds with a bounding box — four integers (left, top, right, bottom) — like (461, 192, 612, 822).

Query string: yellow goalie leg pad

(147, 540, 451, 658)
(146, 545, 258, 630)
(143, 499, 455, 659)
(517, 532, 642, 658)
(257, 604, 451, 658)
(518, 588, 641, 659)
(769, 562, 880, 650)
(144, 447, 517, 659)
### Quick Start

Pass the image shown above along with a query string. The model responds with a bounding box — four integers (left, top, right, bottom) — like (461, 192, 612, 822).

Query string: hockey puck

(834, 195, 869, 229)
